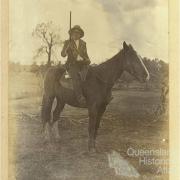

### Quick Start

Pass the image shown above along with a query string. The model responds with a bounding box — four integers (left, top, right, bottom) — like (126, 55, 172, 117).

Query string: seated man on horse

(61, 25, 90, 104)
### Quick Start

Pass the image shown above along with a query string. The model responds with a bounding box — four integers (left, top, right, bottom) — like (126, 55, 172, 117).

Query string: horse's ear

(129, 44, 133, 50)
(123, 41, 129, 51)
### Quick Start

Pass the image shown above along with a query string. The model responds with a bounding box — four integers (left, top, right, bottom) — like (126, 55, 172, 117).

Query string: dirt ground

(8, 72, 169, 180)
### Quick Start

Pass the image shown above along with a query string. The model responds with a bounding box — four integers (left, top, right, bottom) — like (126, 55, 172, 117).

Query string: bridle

(122, 49, 137, 77)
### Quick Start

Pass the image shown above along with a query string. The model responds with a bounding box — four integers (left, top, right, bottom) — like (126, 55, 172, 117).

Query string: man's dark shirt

(61, 39, 90, 65)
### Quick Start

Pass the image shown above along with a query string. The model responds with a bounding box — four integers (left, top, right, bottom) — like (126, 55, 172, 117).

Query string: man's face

(71, 31, 81, 40)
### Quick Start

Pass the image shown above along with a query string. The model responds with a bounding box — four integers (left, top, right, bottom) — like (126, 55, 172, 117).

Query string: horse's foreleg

(41, 95, 55, 129)
(52, 98, 65, 123)
(95, 104, 106, 138)
(88, 103, 98, 152)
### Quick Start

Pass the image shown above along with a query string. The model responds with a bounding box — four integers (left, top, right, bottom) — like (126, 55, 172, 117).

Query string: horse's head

(122, 41, 150, 83)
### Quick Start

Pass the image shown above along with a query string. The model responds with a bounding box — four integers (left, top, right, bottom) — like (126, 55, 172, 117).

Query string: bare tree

(32, 21, 62, 66)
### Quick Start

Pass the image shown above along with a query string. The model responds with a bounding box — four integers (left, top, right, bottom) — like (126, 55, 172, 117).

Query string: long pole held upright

(69, 11, 72, 41)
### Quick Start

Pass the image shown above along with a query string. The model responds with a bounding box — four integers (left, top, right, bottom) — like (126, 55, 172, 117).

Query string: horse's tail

(41, 66, 66, 127)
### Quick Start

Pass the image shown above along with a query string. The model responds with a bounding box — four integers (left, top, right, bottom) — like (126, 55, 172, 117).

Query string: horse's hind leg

(41, 94, 55, 140)
(52, 98, 65, 123)
(51, 97, 65, 139)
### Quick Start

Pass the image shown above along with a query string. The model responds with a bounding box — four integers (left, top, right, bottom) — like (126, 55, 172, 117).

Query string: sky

(9, 0, 168, 65)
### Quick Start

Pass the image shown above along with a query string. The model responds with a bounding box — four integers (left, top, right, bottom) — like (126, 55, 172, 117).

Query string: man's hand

(61, 40, 71, 57)
(77, 55, 83, 61)
(84, 58, 91, 65)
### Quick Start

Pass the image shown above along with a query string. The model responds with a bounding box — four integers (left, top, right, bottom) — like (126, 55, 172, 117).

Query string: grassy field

(9, 72, 169, 180)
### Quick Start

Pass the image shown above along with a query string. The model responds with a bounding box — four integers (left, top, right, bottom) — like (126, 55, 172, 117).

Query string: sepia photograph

(4, 0, 174, 179)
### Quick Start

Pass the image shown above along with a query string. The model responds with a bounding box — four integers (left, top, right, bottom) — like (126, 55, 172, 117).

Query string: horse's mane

(92, 49, 123, 73)
(86, 49, 124, 84)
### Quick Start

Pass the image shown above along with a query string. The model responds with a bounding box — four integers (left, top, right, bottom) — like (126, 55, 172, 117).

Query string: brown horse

(41, 41, 150, 152)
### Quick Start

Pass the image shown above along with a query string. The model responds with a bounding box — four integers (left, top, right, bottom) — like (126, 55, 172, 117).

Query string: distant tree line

(9, 57, 168, 90)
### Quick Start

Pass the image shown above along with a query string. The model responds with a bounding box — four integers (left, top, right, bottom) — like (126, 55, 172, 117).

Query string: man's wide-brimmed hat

(69, 25, 84, 38)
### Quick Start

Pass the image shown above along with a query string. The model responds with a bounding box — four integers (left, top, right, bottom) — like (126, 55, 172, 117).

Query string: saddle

(59, 65, 113, 104)
(78, 65, 89, 81)
(60, 65, 91, 89)
(60, 64, 110, 89)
